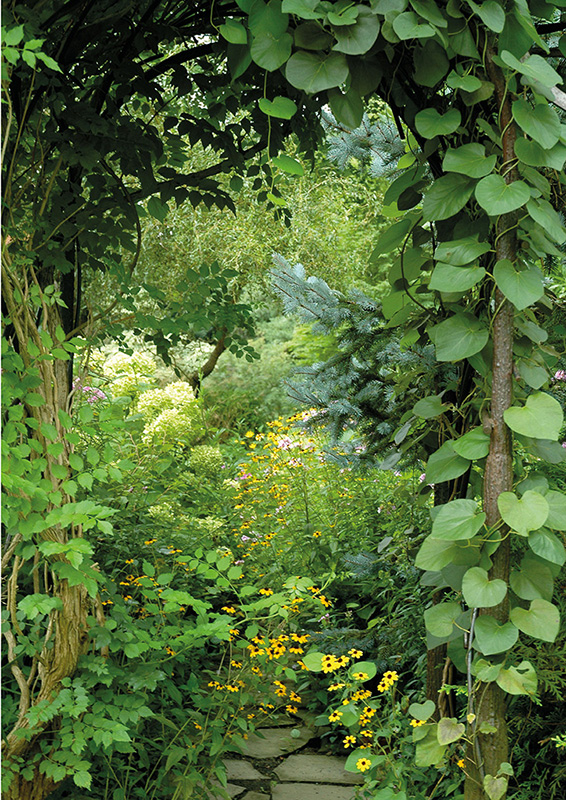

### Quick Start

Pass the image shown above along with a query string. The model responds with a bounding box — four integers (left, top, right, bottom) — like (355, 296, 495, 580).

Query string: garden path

(209, 723, 364, 800)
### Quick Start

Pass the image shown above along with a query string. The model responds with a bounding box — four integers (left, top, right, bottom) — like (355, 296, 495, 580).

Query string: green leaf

(434, 237, 490, 265)
(512, 99, 561, 149)
(219, 19, 248, 44)
(423, 175, 475, 221)
(414, 725, 446, 766)
(496, 660, 537, 697)
(408, 700, 436, 721)
(286, 50, 348, 93)
(504, 392, 563, 440)
(544, 491, 566, 531)
(437, 717, 465, 744)
(472, 657, 502, 682)
(500, 51, 563, 88)
(3, 25, 25, 46)
(294, 22, 334, 49)
(510, 558, 554, 601)
(474, 617, 518, 655)
(301, 652, 324, 671)
(413, 394, 449, 419)
(272, 154, 304, 175)
(258, 96, 297, 118)
(251, 29, 293, 70)
(529, 529, 565, 566)
(475, 175, 530, 215)
(348, 660, 377, 681)
(413, 40, 449, 87)
(393, 12, 435, 40)
(467, 0, 505, 32)
(424, 601, 462, 637)
(510, 598, 560, 642)
(483, 775, 508, 800)
(446, 71, 482, 92)
(415, 107, 461, 138)
(425, 441, 470, 484)
(452, 427, 490, 459)
(431, 499, 486, 541)
(515, 138, 566, 171)
(443, 144, 497, 178)
(18, 594, 63, 619)
(332, 7, 380, 55)
(462, 567, 507, 608)
(370, 216, 415, 257)
(147, 196, 169, 222)
(497, 490, 548, 536)
(517, 360, 549, 390)
(415, 536, 467, 572)
(429, 312, 488, 362)
(328, 87, 363, 128)
(526, 199, 566, 246)
(429, 263, 485, 293)
(493, 260, 544, 310)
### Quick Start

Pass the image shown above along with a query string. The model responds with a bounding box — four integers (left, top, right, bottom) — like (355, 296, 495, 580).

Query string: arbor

(210, 2, 566, 799)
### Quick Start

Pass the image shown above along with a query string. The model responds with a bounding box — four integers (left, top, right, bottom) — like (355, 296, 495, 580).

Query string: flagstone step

(274, 755, 363, 785)
(223, 760, 269, 781)
(242, 726, 314, 758)
(272, 784, 357, 800)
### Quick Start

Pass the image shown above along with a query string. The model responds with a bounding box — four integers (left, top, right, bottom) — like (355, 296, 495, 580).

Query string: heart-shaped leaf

(425, 441, 470, 483)
(510, 598, 560, 642)
(475, 175, 531, 215)
(219, 19, 248, 44)
(468, 0, 505, 32)
(429, 263, 486, 293)
(474, 617, 518, 655)
(423, 174, 475, 221)
(415, 536, 479, 572)
(431, 499, 486, 541)
(512, 98, 561, 149)
(544, 490, 566, 531)
(272, 154, 303, 175)
(332, 7, 380, 55)
(493, 259, 544, 310)
(328, 87, 363, 128)
(497, 490, 549, 536)
(495, 660, 538, 696)
(452, 427, 491, 459)
(435, 237, 491, 265)
(429, 312, 488, 361)
(424, 601, 462, 637)
(510, 557, 554, 601)
(415, 107, 461, 138)
(472, 658, 502, 682)
(414, 725, 446, 766)
(504, 392, 564, 440)
(408, 700, 436, 721)
(443, 143, 497, 178)
(251, 29, 293, 71)
(483, 775, 508, 800)
(393, 12, 436, 41)
(527, 198, 566, 245)
(413, 394, 449, 419)
(462, 567, 507, 608)
(437, 716, 466, 744)
(286, 50, 348, 93)
(529, 528, 566, 566)
(258, 96, 298, 119)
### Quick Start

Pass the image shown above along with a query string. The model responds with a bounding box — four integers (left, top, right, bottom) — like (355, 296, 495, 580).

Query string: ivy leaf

(510, 558, 554, 601)
(422, 175, 475, 221)
(429, 263, 485, 293)
(500, 51, 563, 88)
(472, 658, 502, 683)
(497, 490, 549, 536)
(474, 617, 519, 655)
(467, 0, 505, 32)
(415, 536, 477, 572)
(328, 87, 364, 128)
(425, 441, 470, 484)
(408, 700, 436, 721)
(544, 491, 566, 531)
(370, 216, 415, 257)
(483, 775, 508, 800)
(431, 499, 486, 541)
(424, 601, 463, 636)
(332, 7, 380, 55)
(415, 725, 446, 766)
(504, 392, 563, 440)
(443, 144, 497, 178)
(272, 154, 304, 175)
(294, 22, 334, 49)
(258, 96, 297, 118)
(219, 19, 248, 44)
(281, 0, 320, 18)
(301, 652, 324, 671)
(496, 661, 538, 697)
(285, 50, 348, 93)
(512, 99, 561, 149)
(446, 71, 482, 92)
(493, 260, 544, 310)
(452, 427, 490, 459)
(393, 12, 435, 40)
(437, 717, 465, 744)
(510, 598, 560, 642)
(251, 29, 293, 70)
(435, 237, 490, 266)
(529, 528, 566, 566)
(413, 41, 449, 87)
(415, 107, 461, 138)
(515, 138, 566, 171)
(413, 394, 449, 419)
(462, 567, 507, 608)
(429, 312, 488, 361)
(475, 175, 530, 215)
(526, 199, 566, 245)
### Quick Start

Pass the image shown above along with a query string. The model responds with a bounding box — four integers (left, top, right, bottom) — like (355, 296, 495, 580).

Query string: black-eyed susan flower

(356, 757, 372, 772)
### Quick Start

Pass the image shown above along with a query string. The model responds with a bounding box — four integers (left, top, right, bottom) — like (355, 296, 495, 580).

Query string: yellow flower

(348, 648, 363, 658)
(410, 719, 426, 728)
(353, 671, 369, 681)
(230, 660, 243, 668)
(286, 705, 298, 714)
(356, 757, 372, 772)
(321, 654, 340, 673)
(328, 710, 343, 723)
(343, 735, 356, 748)
(383, 670, 399, 683)
(245, 431, 254, 438)
(259, 588, 274, 596)
(457, 758, 465, 769)
(222, 606, 236, 614)
(328, 682, 345, 691)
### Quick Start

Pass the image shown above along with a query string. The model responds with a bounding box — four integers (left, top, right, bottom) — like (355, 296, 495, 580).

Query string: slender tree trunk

(464, 48, 517, 800)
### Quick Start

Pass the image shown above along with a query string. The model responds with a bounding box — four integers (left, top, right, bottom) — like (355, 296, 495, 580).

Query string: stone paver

(206, 782, 246, 799)
(274, 755, 364, 785)
(242, 726, 314, 758)
(272, 784, 356, 800)
(223, 760, 268, 781)
(241, 793, 270, 800)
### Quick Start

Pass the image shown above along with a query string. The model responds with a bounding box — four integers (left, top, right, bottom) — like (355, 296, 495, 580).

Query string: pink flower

(553, 370, 566, 381)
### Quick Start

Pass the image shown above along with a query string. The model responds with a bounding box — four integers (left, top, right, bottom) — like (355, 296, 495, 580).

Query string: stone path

(207, 726, 364, 800)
